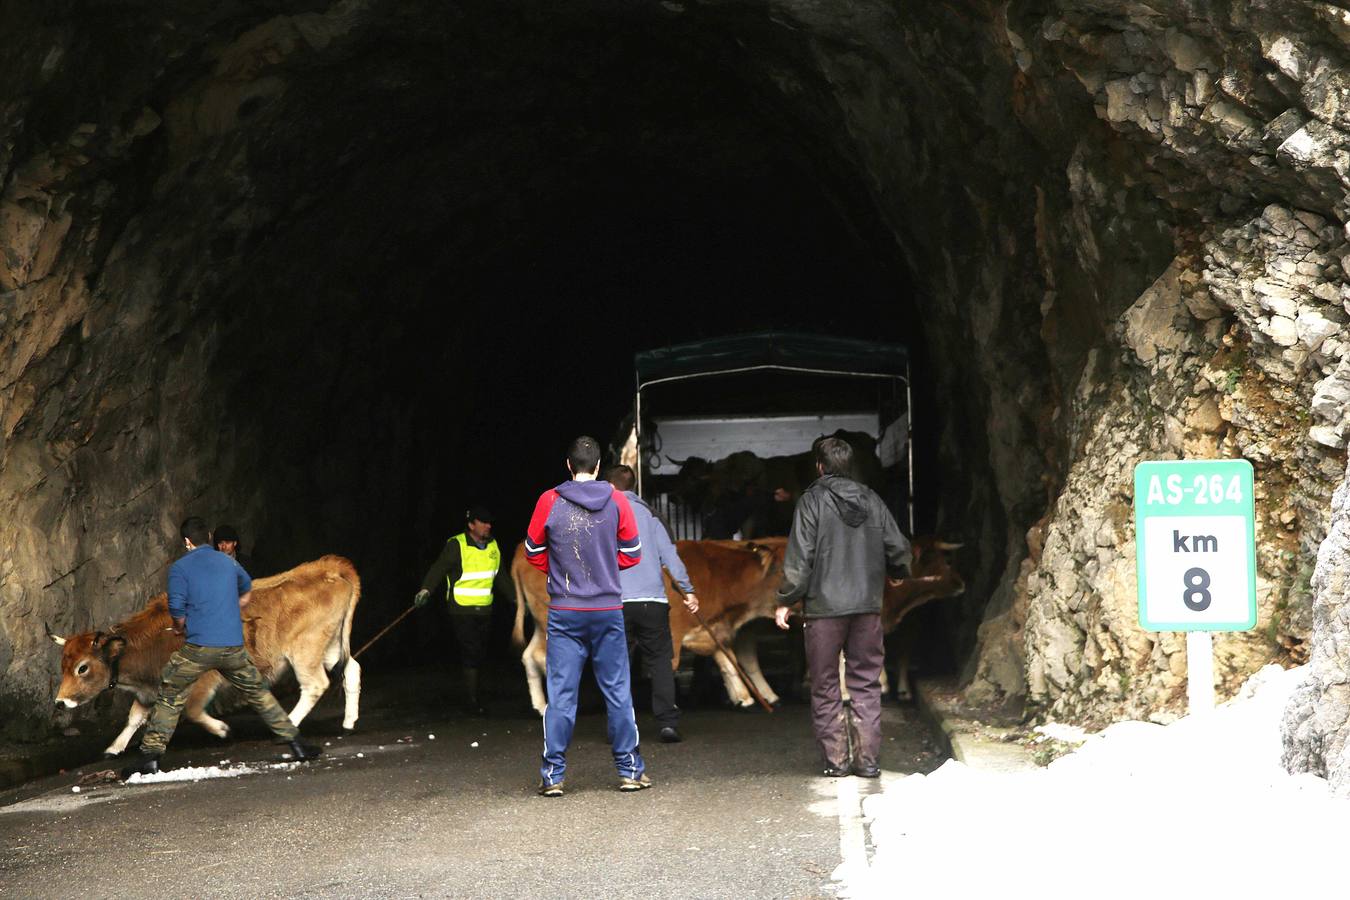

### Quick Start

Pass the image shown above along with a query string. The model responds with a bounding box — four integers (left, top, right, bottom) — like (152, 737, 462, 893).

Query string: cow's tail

(511, 560, 527, 649)
(321, 555, 364, 732)
(326, 555, 362, 663)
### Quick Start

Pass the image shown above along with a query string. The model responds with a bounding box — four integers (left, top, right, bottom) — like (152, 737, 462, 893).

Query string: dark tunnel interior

(44, 5, 968, 706)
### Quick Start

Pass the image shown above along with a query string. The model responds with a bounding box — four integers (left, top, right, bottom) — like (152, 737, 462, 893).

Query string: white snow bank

(125, 761, 299, 785)
(1031, 722, 1090, 744)
(846, 665, 1348, 897)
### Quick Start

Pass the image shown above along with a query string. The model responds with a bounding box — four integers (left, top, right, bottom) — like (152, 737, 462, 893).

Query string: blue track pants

(540, 607, 644, 785)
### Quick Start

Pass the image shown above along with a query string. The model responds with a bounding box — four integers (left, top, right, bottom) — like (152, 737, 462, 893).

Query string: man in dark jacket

(525, 436, 646, 796)
(774, 437, 910, 778)
(211, 523, 252, 571)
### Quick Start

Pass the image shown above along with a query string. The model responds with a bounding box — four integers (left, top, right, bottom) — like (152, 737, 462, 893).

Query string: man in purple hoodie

(525, 435, 646, 796)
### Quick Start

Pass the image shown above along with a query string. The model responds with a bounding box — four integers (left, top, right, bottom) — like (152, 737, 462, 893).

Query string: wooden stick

(353, 604, 417, 659)
(691, 607, 775, 713)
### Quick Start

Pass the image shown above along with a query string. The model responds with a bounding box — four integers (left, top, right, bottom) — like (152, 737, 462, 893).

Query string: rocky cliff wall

(937, 2, 1350, 785)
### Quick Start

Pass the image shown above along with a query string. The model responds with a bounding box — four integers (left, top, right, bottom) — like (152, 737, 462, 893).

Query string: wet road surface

(0, 668, 945, 899)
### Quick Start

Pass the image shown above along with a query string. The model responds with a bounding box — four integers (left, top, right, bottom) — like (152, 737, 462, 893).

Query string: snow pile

(1031, 722, 1090, 744)
(124, 761, 298, 785)
(849, 665, 1348, 896)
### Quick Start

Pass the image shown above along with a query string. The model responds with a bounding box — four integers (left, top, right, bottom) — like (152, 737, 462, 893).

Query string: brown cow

(50, 555, 362, 756)
(510, 538, 787, 714)
(828, 536, 965, 701)
(880, 537, 964, 699)
(722, 535, 964, 702)
(668, 538, 787, 707)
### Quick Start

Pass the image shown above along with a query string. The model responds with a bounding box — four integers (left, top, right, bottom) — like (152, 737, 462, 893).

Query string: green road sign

(1134, 459, 1257, 632)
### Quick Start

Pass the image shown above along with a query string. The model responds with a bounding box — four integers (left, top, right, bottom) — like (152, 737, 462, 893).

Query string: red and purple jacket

(525, 478, 642, 610)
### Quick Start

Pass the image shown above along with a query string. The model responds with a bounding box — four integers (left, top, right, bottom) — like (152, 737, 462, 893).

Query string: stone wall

(947, 3, 1350, 780)
(1283, 455, 1350, 794)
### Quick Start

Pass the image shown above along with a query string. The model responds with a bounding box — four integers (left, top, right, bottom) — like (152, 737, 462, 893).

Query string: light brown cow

(510, 538, 787, 714)
(830, 536, 965, 701)
(709, 535, 965, 701)
(50, 555, 362, 756)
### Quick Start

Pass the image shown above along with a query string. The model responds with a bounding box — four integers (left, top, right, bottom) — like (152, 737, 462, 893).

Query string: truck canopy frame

(633, 330, 914, 533)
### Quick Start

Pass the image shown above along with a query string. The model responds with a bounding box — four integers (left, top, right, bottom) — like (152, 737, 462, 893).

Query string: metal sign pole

(1186, 631, 1215, 715)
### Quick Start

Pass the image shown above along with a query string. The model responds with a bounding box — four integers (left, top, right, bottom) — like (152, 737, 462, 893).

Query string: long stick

(353, 604, 416, 659)
(691, 607, 775, 713)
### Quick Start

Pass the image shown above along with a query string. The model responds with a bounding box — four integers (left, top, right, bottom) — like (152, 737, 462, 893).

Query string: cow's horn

(45, 623, 66, 646)
(934, 541, 965, 551)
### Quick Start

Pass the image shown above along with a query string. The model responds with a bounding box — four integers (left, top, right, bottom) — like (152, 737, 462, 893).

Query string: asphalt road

(0, 667, 945, 899)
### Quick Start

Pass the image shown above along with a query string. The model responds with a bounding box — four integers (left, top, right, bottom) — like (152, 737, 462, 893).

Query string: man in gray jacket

(774, 437, 911, 777)
(605, 465, 700, 743)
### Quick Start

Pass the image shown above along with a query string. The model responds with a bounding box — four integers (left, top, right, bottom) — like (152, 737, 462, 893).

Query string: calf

(50, 555, 362, 756)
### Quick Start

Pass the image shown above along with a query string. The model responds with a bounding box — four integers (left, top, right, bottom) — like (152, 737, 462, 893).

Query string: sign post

(1134, 459, 1257, 715)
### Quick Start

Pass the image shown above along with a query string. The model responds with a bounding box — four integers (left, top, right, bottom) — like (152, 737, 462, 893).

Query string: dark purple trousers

(803, 613, 884, 768)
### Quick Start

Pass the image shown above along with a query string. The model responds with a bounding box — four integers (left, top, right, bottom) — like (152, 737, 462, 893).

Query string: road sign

(1134, 459, 1257, 632)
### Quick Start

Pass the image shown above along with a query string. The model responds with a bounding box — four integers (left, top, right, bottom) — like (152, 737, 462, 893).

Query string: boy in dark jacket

(525, 436, 646, 795)
(774, 437, 911, 778)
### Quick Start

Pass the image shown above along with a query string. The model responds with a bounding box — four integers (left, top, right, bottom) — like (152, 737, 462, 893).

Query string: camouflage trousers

(140, 643, 298, 755)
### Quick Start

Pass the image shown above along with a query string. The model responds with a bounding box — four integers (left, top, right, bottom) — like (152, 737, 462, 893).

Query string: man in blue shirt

(604, 465, 700, 743)
(122, 517, 321, 779)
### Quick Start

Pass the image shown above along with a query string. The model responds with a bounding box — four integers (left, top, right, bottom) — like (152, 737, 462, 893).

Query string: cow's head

(48, 624, 127, 708)
(882, 538, 965, 633)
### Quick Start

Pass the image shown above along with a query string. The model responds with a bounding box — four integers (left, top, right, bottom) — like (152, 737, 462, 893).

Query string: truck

(619, 330, 914, 541)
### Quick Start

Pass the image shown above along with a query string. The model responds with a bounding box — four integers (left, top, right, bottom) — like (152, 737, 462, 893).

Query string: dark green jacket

(776, 475, 911, 617)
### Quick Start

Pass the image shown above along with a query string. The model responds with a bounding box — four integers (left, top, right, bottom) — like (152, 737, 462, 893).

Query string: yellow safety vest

(448, 534, 500, 607)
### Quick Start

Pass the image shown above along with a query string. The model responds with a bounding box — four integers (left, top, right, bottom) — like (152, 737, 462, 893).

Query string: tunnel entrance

(4, 0, 1053, 740)
(138, 11, 956, 686)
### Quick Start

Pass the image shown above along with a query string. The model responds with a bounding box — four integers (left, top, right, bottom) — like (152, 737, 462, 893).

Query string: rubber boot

(464, 667, 487, 717)
(289, 739, 322, 761)
(121, 753, 161, 780)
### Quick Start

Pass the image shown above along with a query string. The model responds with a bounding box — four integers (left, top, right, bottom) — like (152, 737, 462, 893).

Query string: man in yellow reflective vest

(414, 505, 500, 716)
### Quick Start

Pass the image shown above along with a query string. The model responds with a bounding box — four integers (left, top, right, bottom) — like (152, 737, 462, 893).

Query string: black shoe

(121, 754, 161, 780)
(658, 726, 682, 744)
(852, 763, 881, 778)
(822, 764, 850, 777)
(288, 739, 322, 762)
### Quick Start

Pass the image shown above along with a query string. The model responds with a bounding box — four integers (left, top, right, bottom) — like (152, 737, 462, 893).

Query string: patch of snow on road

(125, 761, 298, 785)
(842, 665, 1349, 897)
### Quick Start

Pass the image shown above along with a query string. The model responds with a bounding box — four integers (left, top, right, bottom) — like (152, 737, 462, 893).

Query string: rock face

(1283, 457, 1350, 794)
(945, 2, 1349, 777)
(0, 0, 1348, 785)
